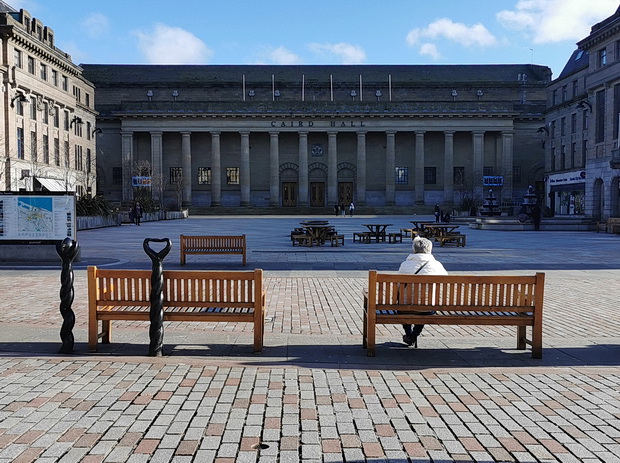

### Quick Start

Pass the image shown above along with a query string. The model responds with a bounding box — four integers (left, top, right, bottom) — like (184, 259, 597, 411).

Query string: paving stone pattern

(0, 215, 619, 462)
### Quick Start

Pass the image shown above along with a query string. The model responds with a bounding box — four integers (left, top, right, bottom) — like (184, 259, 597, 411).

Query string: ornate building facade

(545, 6, 620, 220)
(0, 3, 97, 196)
(82, 64, 550, 211)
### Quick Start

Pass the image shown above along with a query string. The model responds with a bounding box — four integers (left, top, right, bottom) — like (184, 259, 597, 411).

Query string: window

(64, 141, 70, 168)
(16, 98, 24, 116)
(86, 94, 90, 108)
(453, 167, 465, 184)
(86, 122, 91, 140)
(571, 142, 577, 168)
(562, 85, 568, 102)
(571, 113, 577, 134)
(62, 76, 68, 91)
(599, 48, 607, 67)
(112, 167, 122, 185)
(43, 135, 49, 164)
(30, 97, 37, 120)
(583, 110, 589, 130)
(72, 86, 81, 103)
(53, 107, 59, 128)
(30, 131, 37, 162)
(395, 167, 408, 184)
(596, 89, 605, 143)
(615, 83, 620, 140)
(198, 167, 211, 184)
(54, 138, 60, 166)
(424, 167, 436, 184)
(572, 80, 578, 98)
(17, 128, 24, 160)
(560, 117, 566, 136)
(86, 149, 91, 173)
(14, 49, 22, 68)
(27, 56, 35, 74)
(483, 166, 493, 176)
(550, 120, 556, 138)
(75, 145, 83, 171)
(52, 70, 58, 86)
(552, 89, 557, 105)
(169, 167, 183, 184)
(512, 166, 521, 184)
(64, 111, 69, 130)
(42, 102, 49, 124)
(226, 167, 240, 184)
(561, 145, 566, 169)
(40, 63, 47, 81)
(581, 141, 587, 165)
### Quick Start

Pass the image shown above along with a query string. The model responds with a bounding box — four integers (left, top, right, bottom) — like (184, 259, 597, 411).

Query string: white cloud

(135, 24, 213, 64)
(419, 43, 442, 60)
(497, 0, 619, 44)
(406, 18, 498, 48)
(307, 42, 366, 64)
(81, 13, 109, 38)
(263, 46, 302, 65)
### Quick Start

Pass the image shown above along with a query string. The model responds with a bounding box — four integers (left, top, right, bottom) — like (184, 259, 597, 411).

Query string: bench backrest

(88, 266, 262, 309)
(180, 235, 246, 250)
(368, 271, 544, 314)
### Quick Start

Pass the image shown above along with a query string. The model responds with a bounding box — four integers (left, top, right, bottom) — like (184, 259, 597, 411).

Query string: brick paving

(0, 215, 619, 462)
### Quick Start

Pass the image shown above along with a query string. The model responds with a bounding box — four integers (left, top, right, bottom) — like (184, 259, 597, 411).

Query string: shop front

(546, 171, 586, 216)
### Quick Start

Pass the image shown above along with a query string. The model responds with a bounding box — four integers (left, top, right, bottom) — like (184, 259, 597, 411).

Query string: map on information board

(0, 192, 76, 243)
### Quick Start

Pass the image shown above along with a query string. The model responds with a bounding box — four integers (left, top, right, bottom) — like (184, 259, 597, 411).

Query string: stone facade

(546, 6, 620, 220)
(0, 3, 97, 195)
(82, 64, 550, 211)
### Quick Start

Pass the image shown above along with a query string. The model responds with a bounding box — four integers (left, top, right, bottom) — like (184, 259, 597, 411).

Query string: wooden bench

(180, 234, 246, 265)
(353, 232, 371, 243)
(436, 233, 466, 247)
(388, 232, 403, 243)
(400, 228, 414, 237)
(292, 234, 313, 246)
(363, 271, 545, 358)
(330, 234, 345, 247)
(88, 266, 265, 353)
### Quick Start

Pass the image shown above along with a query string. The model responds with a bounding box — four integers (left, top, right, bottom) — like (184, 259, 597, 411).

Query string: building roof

(0, 0, 16, 12)
(556, 49, 589, 80)
(82, 64, 552, 87)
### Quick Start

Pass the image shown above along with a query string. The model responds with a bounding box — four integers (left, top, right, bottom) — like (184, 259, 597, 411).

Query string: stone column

(150, 132, 163, 206)
(269, 131, 279, 207)
(472, 131, 485, 200)
(298, 132, 309, 206)
(415, 131, 426, 205)
(121, 131, 134, 203)
(443, 131, 455, 205)
(501, 131, 514, 203)
(327, 131, 338, 205)
(211, 132, 221, 206)
(385, 131, 396, 206)
(240, 131, 250, 207)
(356, 131, 367, 205)
(181, 132, 192, 208)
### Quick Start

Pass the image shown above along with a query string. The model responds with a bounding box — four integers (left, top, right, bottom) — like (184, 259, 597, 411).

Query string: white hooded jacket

(398, 252, 448, 275)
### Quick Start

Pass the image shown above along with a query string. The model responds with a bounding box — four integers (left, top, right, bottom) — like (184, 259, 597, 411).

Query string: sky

(7, 0, 620, 79)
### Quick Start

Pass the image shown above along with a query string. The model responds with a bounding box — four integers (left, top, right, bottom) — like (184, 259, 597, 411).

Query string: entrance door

(282, 182, 297, 207)
(338, 182, 354, 205)
(310, 182, 325, 207)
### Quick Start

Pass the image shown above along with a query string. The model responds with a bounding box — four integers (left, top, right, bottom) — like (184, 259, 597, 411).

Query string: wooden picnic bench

(363, 271, 545, 358)
(436, 233, 466, 247)
(180, 234, 246, 265)
(88, 266, 265, 353)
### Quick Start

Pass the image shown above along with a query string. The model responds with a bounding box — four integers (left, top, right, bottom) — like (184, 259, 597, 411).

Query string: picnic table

(361, 223, 393, 242)
(301, 222, 335, 246)
(410, 221, 437, 232)
(423, 224, 460, 239)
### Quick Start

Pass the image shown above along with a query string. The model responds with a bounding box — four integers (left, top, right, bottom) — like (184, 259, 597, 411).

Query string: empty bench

(180, 234, 246, 265)
(88, 266, 265, 353)
(363, 271, 545, 358)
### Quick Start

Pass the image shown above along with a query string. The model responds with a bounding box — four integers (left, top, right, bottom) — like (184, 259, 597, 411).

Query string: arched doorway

(611, 176, 620, 217)
(593, 178, 604, 221)
(308, 162, 327, 207)
(337, 162, 357, 206)
(280, 163, 298, 207)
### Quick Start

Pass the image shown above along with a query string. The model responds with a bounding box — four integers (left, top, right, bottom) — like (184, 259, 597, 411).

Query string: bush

(76, 195, 116, 217)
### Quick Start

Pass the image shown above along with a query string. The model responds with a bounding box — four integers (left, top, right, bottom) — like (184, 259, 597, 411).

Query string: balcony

(611, 148, 620, 169)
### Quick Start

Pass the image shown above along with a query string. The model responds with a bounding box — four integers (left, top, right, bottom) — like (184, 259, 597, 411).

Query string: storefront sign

(547, 171, 586, 186)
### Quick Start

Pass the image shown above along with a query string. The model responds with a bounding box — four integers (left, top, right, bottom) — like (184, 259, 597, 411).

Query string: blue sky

(9, 0, 620, 79)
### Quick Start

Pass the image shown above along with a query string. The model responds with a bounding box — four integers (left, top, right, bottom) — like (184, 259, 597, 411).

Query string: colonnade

(119, 127, 515, 207)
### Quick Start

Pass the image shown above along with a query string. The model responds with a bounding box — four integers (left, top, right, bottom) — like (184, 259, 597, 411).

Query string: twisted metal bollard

(143, 238, 172, 357)
(56, 237, 79, 354)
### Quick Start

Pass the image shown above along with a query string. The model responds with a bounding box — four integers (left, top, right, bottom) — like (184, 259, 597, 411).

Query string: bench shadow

(1, 340, 619, 370)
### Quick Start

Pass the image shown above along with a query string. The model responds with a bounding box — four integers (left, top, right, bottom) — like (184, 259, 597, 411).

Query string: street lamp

(10, 92, 28, 107)
(576, 100, 592, 111)
(92, 128, 103, 137)
(70, 116, 83, 127)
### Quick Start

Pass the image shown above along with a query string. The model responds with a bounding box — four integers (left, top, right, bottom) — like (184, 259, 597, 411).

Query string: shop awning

(36, 177, 69, 192)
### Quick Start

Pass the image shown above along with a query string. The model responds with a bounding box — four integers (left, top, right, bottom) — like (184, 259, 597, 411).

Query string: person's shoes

(402, 334, 418, 347)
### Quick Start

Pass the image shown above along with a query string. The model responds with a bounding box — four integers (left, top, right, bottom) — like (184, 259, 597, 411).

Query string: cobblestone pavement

(0, 215, 619, 462)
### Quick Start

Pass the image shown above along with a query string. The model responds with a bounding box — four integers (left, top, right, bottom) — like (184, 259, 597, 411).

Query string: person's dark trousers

(403, 323, 425, 337)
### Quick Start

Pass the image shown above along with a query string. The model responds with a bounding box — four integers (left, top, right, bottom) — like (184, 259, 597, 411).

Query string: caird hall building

(81, 64, 550, 211)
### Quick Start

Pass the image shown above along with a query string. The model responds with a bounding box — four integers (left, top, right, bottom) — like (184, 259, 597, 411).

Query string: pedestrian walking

(349, 202, 355, 217)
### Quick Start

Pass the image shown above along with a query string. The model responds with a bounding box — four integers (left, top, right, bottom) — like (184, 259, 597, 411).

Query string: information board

(0, 192, 76, 244)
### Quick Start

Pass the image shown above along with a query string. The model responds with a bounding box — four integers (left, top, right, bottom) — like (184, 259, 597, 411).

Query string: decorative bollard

(143, 238, 172, 356)
(56, 237, 79, 354)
